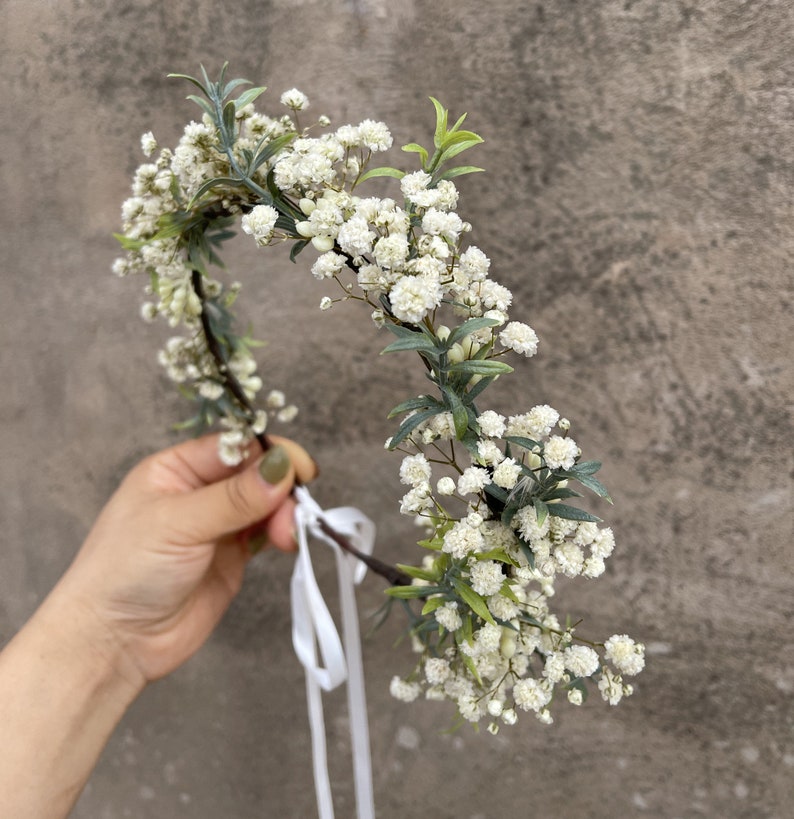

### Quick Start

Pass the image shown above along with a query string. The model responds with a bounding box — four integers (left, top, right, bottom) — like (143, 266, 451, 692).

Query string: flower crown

(114, 65, 644, 731)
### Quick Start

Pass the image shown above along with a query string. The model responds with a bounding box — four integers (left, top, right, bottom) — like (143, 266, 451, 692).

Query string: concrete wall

(1, 1, 791, 816)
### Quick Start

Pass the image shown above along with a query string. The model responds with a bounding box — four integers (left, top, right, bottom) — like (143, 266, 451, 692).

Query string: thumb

(169, 446, 296, 543)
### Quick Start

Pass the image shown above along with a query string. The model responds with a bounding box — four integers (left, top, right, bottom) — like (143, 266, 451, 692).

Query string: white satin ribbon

(290, 484, 376, 819)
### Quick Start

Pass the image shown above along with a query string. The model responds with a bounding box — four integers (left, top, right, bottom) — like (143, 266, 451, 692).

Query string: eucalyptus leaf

(380, 334, 439, 355)
(446, 316, 499, 347)
(356, 166, 406, 184)
(437, 165, 486, 181)
(546, 503, 601, 523)
(447, 359, 513, 376)
(384, 584, 443, 599)
(387, 395, 439, 418)
(401, 142, 429, 166)
(388, 407, 443, 449)
(452, 579, 496, 626)
(574, 473, 612, 502)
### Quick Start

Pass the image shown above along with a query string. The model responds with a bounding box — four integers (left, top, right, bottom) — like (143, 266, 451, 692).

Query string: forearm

(0, 582, 144, 819)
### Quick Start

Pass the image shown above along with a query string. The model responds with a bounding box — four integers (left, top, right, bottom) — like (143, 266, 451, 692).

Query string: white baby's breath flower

(241, 204, 279, 246)
(457, 466, 491, 496)
(399, 453, 432, 486)
(277, 405, 299, 423)
(477, 410, 506, 438)
(543, 435, 579, 470)
(492, 457, 522, 490)
(357, 119, 393, 151)
(513, 678, 552, 713)
(604, 635, 646, 676)
(319, 296, 333, 310)
(436, 476, 456, 496)
(469, 560, 505, 597)
(499, 321, 539, 357)
(280, 88, 309, 110)
(435, 602, 463, 632)
(563, 645, 600, 678)
(389, 676, 421, 702)
(140, 131, 157, 157)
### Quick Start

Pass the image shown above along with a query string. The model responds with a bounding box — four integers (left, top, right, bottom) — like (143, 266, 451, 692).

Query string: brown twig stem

(191, 268, 412, 586)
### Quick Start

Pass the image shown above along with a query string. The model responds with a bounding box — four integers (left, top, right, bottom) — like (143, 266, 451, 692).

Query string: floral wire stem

(115, 65, 647, 728)
(191, 266, 413, 586)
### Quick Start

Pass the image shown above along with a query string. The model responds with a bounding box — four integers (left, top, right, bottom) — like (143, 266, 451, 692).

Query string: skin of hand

(0, 432, 317, 818)
(55, 432, 318, 689)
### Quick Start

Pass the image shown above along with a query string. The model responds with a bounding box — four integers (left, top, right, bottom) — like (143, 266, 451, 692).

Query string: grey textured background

(1, 1, 792, 817)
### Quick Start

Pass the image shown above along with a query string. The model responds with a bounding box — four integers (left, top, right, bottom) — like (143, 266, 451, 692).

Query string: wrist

(37, 578, 148, 701)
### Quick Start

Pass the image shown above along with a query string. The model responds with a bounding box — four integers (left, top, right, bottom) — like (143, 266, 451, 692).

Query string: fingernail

(259, 446, 290, 485)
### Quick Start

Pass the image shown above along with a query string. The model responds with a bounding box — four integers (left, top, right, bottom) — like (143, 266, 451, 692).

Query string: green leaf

(533, 499, 549, 527)
(574, 474, 612, 503)
(388, 407, 443, 449)
(464, 375, 495, 403)
(168, 73, 209, 94)
(446, 316, 499, 347)
(113, 232, 146, 251)
(546, 503, 601, 523)
(439, 129, 482, 147)
(476, 549, 518, 566)
(252, 132, 295, 171)
(396, 564, 438, 582)
(355, 166, 406, 185)
(437, 165, 486, 181)
(401, 142, 429, 167)
(448, 111, 468, 133)
(222, 100, 236, 138)
(289, 239, 309, 262)
(504, 435, 541, 451)
(385, 322, 423, 338)
(380, 334, 439, 355)
(452, 579, 496, 625)
(500, 580, 521, 603)
(542, 487, 583, 501)
(186, 176, 244, 209)
(451, 400, 469, 440)
(384, 584, 443, 599)
(222, 77, 252, 99)
(186, 94, 215, 117)
(460, 651, 483, 686)
(517, 539, 535, 569)
(387, 395, 439, 418)
(232, 85, 266, 110)
(566, 460, 602, 476)
(430, 97, 448, 148)
(447, 359, 513, 377)
(421, 597, 447, 616)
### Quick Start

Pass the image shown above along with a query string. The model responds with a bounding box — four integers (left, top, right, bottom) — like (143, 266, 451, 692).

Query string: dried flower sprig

(114, 64, 644, 730)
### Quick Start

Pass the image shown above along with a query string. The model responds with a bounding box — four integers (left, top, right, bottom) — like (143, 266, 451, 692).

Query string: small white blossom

(319, 296, 333, 310)
(241, 204, 279, 246)
(311, 251, 346, 280)
(457, 466, 491, 496)
(543, 435, 579, 470)
(389, 273, 442, 324)
(399, 453, 432, 487)
(140, 131, 157, 157)
(604, 635, 646, 676)
(469, 560, 505, 597)
(436, 476, 456, 496)
(563, 645, 600, 678)
(477, 410, 506, 438)
(492, 457, 522, 490)
(277, 405, 299, 423)
(425, 658, 451, 686)
(442, 520, 484, 559)
(280, 88, 309, 110)
(513, 678, 552, 712)
(435, 602, 463, 631)
(499, 321, 539, 357)
(390, 676, 421, 702)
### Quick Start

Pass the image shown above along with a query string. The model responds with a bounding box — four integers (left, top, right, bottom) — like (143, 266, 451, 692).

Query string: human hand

(54, 433, 317, 689)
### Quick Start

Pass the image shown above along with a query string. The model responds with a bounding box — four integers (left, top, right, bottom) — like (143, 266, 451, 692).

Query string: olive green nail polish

(259, 446, 290, 485)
